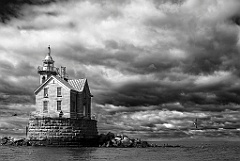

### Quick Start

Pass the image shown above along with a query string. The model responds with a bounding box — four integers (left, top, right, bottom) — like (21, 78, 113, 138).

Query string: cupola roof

(44, 45, 54, 62)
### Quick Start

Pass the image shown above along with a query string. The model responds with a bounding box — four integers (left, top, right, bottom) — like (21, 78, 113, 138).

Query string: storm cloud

(0, 0, 240, 140)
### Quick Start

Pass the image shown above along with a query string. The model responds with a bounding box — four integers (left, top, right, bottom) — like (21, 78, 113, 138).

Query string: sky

(0, 0, 240, 141)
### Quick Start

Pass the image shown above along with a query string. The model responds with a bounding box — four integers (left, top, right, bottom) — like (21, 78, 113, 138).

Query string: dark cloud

(0, 60, 37, 94)
(230, 15, 240, 26)
(0, 0, 59, 23)
(1, 0, 240, 139)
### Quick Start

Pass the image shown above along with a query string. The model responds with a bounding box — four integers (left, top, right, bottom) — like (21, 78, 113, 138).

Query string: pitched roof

(34, 75, 87, 94)
(53, 76, 75, 90)
(68, 79, 86, 92)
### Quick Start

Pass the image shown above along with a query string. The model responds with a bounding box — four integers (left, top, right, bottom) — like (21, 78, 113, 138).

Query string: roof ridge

(68, 78, 86, 80)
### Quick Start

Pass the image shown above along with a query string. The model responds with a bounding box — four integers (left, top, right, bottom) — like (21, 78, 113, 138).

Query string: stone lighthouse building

(26, 46, 98, 146)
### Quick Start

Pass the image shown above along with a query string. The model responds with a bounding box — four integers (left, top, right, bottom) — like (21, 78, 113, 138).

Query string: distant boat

(193, 118, 198, 129)
(191, 118, 205, 131)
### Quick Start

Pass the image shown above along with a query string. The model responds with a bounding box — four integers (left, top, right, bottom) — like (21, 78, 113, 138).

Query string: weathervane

(48, 45, 51, 56)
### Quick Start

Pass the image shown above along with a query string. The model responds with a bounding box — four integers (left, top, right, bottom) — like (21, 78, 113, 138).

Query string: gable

(34, 76, 73, 95)
(83, 80, 93, 97)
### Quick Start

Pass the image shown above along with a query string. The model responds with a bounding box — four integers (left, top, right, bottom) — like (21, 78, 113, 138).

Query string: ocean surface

(0, 140, 240, 161)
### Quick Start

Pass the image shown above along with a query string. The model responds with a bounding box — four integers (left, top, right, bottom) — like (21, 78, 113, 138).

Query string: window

(57, 101, 61, 111)
(42, 76, 46, 83)
(71, 100, 76, 112)
(83, 104, 87, 116)
(44, 88, 48, 97)
(57, 87, 62, 97)
(43, 101, 48, 111)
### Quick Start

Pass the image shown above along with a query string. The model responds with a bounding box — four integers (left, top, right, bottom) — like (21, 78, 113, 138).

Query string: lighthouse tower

(27, 46, 98, 146)
(37, 46, 57, 84)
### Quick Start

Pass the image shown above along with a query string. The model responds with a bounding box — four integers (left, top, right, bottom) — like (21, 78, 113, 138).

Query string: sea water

(0, 140, 240, 161)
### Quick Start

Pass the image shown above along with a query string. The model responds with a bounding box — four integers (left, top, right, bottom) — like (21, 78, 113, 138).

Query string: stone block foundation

(27, 117, 98, 146)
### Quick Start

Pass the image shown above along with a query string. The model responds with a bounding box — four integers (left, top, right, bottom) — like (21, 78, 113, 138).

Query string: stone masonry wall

(27, 117, 98, 145)
(36, 78, 71, 116)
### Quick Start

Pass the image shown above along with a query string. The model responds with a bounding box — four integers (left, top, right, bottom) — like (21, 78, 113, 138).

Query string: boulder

(1, 137, 14, 146)
(96, 132, 151, 148)
(1, 137, 31, 146)
(14, 138, 31, 146)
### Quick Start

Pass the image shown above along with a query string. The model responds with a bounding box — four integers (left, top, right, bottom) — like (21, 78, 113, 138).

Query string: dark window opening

(42, 76, 46, 83)
(71, 100, 76, 112)
(57, 101, 61, 111)
(57, 87, 62, 97)
(83, 104, 86, 116)
(43, 101, 48, 111)
(44, 88, 48, 97)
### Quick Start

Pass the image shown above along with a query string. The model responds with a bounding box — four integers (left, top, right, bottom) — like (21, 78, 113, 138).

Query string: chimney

(61, 66, 68, 81)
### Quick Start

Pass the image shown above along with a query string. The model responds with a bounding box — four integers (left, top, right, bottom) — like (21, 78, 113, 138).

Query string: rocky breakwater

(1, 133, 154, 148)
(1, 134, 184, 148)
(1, 136, 31, 146)
(98, 132, 152, 148)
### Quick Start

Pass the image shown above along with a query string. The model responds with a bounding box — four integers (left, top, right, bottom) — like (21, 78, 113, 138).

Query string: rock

(1, 137, 31, 146)
(14, 138, 31, 146)
(140, 141, 150, 148)
(121, 137, 132, 147)
(1, 136, 14, 146)
(96, 132, 152, 148)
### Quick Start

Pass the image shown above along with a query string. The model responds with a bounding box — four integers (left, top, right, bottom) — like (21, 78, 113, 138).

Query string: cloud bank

(0, 0, 240, 140)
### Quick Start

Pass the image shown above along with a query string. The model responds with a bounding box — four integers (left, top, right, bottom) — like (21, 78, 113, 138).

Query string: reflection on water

(28, 147, 98, 161)
(0, 141, 240, 161)
(0, 146, 98, 161)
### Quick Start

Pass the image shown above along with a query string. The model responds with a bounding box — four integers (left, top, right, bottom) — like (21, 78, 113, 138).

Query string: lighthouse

(26, 46, 98, 146)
